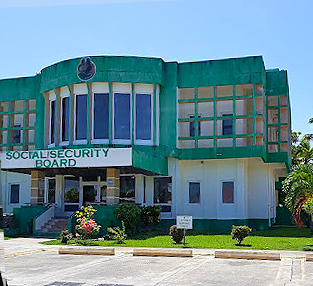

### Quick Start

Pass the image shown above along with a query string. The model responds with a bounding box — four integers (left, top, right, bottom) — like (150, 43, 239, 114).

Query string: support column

(106, 168, 120, 205)
(30, 170, 45, 205)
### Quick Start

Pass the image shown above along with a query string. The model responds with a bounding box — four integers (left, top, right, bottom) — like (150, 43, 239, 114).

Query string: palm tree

(291, 132, 313, 168)
(283, 165, 313, 227)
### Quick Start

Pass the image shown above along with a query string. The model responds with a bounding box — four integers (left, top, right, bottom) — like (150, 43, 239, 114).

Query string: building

(0, 55, 291, 233)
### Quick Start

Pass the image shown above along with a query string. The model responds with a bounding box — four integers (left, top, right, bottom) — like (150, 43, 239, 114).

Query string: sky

(0, 0, 312, 135)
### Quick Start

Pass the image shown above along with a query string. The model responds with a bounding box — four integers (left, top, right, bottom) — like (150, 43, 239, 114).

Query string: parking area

(3, 239, 313, 286)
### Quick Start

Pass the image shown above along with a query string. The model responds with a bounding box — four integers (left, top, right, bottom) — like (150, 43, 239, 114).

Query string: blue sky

(0, 0, 312, 135)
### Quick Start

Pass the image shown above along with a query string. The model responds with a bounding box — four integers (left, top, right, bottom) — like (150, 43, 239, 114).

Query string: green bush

(60, 229, 73, 244)
(169, 225, 184, 244)
(114, 203, 140, 235)
(140, 205, 161, 226)
(107, 221, 127, 244)
(231, 225, 252, 245)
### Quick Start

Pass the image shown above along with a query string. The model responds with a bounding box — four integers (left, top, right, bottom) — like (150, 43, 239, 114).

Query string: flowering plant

(75, 205, 101, 240)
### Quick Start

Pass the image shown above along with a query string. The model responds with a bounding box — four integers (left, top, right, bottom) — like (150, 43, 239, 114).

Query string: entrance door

(64, 177, 80, 213)
(83, 185, 97, 206)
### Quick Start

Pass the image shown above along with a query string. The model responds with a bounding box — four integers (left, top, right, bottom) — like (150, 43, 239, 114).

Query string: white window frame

(59, 93, 70, 146)
(73, 93, 88, 145)
(134, 92, 154, 146)
(220, 180, 235, 205)
(112, 91, 132, 145)
(48, 93, 56, 148)
(91, 92, 109, 144)
(9, 183, 20, 205)
(187, 181, 201, 205)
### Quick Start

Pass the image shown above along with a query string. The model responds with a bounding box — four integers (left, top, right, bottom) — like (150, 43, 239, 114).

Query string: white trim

(187, 181, 201, 205)
(112, 91, 132, 145)
(91, 92, 110, 143)
(9, 183, 20, 205)
(220, 180, 235, 205)
(134, 92, 153, 146)
(156, 84, 160, 146)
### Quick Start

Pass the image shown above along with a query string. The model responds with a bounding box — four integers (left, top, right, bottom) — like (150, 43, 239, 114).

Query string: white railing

(35, 204, 55, 231)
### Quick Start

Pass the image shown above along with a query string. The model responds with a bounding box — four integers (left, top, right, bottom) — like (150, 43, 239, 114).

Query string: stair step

(38, 217, 69, 234)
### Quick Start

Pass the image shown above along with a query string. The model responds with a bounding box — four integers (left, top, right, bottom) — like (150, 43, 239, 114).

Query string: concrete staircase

(38, 217, 69, 234)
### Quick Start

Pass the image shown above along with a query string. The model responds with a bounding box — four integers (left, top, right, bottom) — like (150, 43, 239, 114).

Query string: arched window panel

(91, 83, 110, 144)
(113, 83, 132, 144)
(134, 84, 154, 145)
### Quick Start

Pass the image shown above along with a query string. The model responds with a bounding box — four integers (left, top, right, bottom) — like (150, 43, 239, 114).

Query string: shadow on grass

(235, 244, 252, 247)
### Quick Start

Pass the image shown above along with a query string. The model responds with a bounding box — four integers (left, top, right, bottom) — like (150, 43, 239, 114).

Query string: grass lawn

(42, 227, 313, 251)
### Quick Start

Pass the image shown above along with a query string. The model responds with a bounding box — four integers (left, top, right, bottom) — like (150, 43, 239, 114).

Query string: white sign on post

(177, 215, 193, 230)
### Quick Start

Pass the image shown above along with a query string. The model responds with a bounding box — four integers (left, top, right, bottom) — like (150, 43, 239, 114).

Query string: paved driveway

(3, 238, 313, 286)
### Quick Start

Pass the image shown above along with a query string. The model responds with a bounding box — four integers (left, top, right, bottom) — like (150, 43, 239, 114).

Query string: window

(75, 94, 88, 141)
(135, 93, 152, 142)
(93, 93, 109, 140)
(114, 93, 131, 141)
(13, 125, 21, 143)
(47, 179, 55, 204)
(189, 116, 201, 137)
(10, 184, 19, 204)
(222, 181, 234, 204)
(189, 182, 200, 204)
(222, 114, 233, 135)
(61, 96, 70, 143)
(154, 177, 172, 212)
(120, 176, 135, 202)
(50, 100, 56, 144)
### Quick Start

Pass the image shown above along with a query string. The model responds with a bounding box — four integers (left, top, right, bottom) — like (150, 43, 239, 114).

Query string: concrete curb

(215, 250, 281, 260)
(58, 247, 115, 255)
(133, 248, 193, 257)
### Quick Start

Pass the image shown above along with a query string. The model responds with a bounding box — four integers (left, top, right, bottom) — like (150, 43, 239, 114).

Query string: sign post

(177, 215, 193, 246)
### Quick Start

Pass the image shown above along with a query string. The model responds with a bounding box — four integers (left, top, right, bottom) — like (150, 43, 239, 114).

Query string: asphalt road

(3, 238, 313, 286)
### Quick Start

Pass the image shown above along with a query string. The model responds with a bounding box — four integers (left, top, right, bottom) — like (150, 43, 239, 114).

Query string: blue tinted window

(136, 93, 151, 140)
(10, 184, 19, 204)
(50, 101, 55, 144)
(62, 97, 70, 141)
(189, 182, 200, 203)
(114, 93, 130, 140)
(76, 94, 87, 140)
(94, 93, 109, 139)
(222, 114, 233, 135)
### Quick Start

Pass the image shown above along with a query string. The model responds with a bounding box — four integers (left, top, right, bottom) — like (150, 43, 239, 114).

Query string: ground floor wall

(1, 171, 31, 213)
(1, 157, 287, 231)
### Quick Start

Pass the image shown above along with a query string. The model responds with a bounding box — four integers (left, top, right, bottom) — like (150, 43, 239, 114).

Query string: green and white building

(0, 55, 291, 232)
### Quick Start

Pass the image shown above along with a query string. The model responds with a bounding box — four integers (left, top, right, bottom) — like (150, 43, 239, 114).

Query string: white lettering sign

(177, 215, 193, 229)
(0, 148, 132, 169)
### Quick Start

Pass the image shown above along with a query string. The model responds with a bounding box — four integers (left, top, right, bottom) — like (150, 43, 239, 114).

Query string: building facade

(0, 55, 291, 230)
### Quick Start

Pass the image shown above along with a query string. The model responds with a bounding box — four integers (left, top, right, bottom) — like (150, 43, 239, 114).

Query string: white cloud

(1, 0, 178, 8)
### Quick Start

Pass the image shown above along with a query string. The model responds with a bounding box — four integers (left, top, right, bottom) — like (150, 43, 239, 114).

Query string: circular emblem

(77, 57, 96, 81)
(108, 179, 114, 186)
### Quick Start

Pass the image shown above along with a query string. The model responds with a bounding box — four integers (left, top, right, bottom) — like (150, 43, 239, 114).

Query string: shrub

(140, 205, 161, 226)
(75, 205, 96, 220)
(169, 225, 184, 244)
(75, 205, 101, 240)
(231, 225, 252, 245)
(114, 203, 140, 235)
(107, 221, 127, 244)
(60, 230, 73, 244)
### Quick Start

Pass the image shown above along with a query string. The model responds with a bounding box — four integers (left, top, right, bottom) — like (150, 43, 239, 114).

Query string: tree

(291, 131, 313, 168)
(302, 198, 313, 234)
(283, 165, 313, 227)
